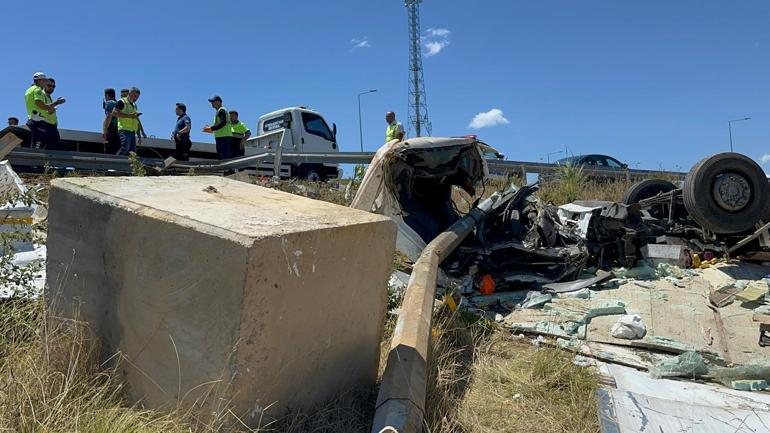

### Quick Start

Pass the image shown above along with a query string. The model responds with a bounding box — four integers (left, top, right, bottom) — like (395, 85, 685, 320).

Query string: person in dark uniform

(102, 88, 121, 154)
(172, 103, 192, 161)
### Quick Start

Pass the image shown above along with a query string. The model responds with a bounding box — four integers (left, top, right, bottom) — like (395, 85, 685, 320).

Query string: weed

(129, 151, 147, 176)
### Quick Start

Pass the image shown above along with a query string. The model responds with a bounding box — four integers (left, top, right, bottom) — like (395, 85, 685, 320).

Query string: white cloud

(425, 40, 449, 56)
(422, 28, 450, 57)
(425, 28, 450, 38)
(350, 37, 371, 49)
(761, 153, 770, 164)
(468, 109, 510, 130)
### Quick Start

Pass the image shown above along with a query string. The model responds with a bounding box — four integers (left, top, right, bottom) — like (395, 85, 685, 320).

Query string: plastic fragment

(731, 380, 769, 391)
(610, 314, 647, 340)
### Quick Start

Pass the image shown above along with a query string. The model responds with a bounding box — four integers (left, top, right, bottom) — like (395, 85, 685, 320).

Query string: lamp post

(728, 117, 751, 152)
(547, 150, 564, 164)
(357, 89, 377, 152)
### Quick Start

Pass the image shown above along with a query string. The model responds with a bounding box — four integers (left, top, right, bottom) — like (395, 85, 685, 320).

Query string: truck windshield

(262, 115, 286, 133)
(301, 112, 334, 141)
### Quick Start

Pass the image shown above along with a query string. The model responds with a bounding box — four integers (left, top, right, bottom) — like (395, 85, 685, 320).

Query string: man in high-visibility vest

(24, 72, 64, 149)
(111, 87, 142, 155)
(229, 110, 251, 157)
(384, 111, 405, 143)
(202, 95, 232, 160)
(42, 78, 63, 149)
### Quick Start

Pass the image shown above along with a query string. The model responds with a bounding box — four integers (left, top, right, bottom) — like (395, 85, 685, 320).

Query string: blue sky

(2, 0, 769, 172)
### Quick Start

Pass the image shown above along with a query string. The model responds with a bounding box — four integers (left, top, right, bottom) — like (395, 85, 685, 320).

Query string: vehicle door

(299, 112, 336, 153)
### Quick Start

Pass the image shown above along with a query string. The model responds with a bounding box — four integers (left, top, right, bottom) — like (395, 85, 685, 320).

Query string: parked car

(556, 154, 628, 170)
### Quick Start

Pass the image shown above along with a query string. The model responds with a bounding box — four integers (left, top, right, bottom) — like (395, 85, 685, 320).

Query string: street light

(547, 150, 564, 164)
(358, 89, 377, 152)
(728, 117, 751, 152)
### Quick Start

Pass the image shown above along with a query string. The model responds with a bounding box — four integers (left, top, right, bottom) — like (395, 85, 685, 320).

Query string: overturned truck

(357, 141, 770, 285)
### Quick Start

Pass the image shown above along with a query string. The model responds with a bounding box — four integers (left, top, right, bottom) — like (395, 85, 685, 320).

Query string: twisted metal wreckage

(354, 136, 770, 433)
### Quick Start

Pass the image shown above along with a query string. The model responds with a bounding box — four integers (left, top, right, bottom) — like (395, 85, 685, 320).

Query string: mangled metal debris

(373, 145, 770, 433)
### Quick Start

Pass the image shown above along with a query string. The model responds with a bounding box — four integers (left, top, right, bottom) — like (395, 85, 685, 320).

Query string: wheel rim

(307, 171, 320, 182)
(712, 172, 752, 212)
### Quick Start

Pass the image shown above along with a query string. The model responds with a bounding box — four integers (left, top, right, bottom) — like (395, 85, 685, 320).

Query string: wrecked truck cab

(351, 136, 491, 260)
(352, 136, 589, 289)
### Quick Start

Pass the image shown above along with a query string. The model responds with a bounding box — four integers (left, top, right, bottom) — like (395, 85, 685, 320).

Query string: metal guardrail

(6, 147, 685, 180)
(371, 194, 498, 433)
(1, 130, 685, 179)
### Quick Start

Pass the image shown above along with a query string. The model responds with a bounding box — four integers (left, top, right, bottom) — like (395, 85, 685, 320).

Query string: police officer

(384, 111, 405, 143)
(111, 87, 142, 155)
(172, 103, 192, 161)
(202, 95, 232, 160)
(229, 110, 251, 157)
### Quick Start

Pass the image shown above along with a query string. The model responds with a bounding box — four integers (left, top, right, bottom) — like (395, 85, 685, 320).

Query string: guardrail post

(273, 144, 282, 179)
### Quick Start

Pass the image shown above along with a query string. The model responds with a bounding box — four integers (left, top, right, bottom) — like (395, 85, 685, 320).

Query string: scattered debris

(610, 314, 646, 340)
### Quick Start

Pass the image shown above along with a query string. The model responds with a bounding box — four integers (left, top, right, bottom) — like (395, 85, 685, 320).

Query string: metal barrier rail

(371, 194, 498, 433)
(2, 131, 685, 180)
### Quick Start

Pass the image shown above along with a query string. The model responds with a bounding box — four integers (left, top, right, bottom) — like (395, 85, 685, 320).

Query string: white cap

(32, 72, 47, 80)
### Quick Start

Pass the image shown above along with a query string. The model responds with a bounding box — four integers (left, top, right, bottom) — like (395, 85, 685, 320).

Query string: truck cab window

(301, 112, 334, 141)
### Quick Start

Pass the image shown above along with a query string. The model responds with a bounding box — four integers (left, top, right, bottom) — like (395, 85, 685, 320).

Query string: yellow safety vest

(117, 97, 138, 132)
(385, 121, 402, 142)
(213, 107, 233, 138)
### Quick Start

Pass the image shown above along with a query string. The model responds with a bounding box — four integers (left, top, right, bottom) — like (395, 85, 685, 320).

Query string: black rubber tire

(300, 165, 325, 182)
(683, 152, 770, 234)
(622, 179, 677, 204)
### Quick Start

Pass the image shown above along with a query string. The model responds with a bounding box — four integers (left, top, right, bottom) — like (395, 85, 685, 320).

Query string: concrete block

(45, 176, 396, 424)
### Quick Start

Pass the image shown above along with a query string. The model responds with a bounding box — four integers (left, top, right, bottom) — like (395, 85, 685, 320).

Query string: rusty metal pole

(371, 194, 499, 433)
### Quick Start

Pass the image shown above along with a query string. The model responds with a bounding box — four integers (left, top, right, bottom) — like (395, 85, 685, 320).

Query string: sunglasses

(47, 85, 56, 88)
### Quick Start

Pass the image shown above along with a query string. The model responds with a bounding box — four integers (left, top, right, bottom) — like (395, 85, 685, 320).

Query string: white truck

(27, 106, 342, 180)
(244, 106, 341, 180)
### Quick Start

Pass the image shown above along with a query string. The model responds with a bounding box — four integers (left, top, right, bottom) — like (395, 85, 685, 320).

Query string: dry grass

(423, 310, 600, 433)
(0, 174, 604, 433)
(0, 297, 380, 433)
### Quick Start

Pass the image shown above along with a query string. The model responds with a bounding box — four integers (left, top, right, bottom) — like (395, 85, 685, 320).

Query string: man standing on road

(112, 87, 142, 155)
(172, 103, 192, 161)
(42, 78, 64, 149)
(102, 88, 121, 154)
(117, 88, 146, 146)
(7, 117, 19, 126)
(229, 110, 251, 157)
(25, 72, 64, 148)
(384, 111, 405, 143)
(202, 95, 232, 160)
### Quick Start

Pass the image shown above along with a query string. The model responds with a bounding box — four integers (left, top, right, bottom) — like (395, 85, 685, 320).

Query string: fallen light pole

(371, 193, 500, 433)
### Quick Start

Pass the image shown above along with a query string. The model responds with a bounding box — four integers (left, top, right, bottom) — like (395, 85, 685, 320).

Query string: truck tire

(622, 179, 677, 204)
(300, 165, 325, 182)
(683, 152, 770, 234)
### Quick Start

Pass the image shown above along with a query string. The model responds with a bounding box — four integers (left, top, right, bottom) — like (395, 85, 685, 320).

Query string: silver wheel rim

(712, 172, 751, 212)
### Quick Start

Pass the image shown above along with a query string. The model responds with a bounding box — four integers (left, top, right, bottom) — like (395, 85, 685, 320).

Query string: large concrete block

(46, 176, 396, 423)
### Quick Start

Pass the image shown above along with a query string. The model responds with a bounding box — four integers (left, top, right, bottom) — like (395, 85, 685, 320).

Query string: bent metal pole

(371, 193, 499, 433)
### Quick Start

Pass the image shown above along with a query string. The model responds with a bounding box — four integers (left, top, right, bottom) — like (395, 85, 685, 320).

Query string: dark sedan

(555, 154, 628, 169)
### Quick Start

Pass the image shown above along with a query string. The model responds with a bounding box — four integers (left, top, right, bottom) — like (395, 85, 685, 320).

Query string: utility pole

(405, 0, 431, 137)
